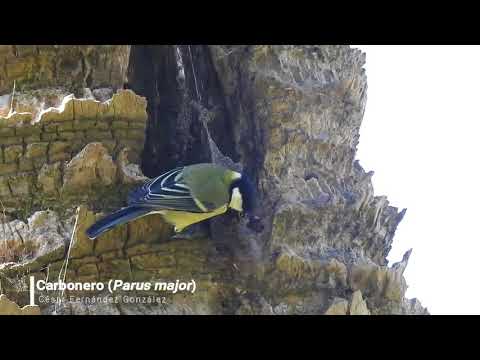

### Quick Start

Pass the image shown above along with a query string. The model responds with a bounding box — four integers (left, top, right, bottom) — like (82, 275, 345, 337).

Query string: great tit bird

(85, 163, 255, 240)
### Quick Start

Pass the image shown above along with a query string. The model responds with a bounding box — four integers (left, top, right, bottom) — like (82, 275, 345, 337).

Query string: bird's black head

(229, 174, 256, 214)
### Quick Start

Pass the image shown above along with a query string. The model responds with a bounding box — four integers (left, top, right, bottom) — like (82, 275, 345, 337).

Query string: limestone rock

(0, 210, 70, 265)
(4, 145, 23, 163)
(0, 87, 147, 210)
(0, 94, 11, 117)
(402, 298, 429, 315)
(324, 297, 349, 315)
(5, 88, 71, 122)
(8, 173, 34, 196)
(62, 143, 117, 193)
(0, 46, 130, 94)
(0, 219, 30, 253)
(26, 210, 68, 259)
(349, 290, 370, 315)
(25, 142, 48, 159)
(37, 162, 62, 194)
(0, 294, 40, 315)
(0, 176, 11, 197)
(93, 210, 128, 255)
(110, 89, 148, 122)
(116, 147, 148, 184)
(92, 88, 113, 102)
(69, 205, 96, 258)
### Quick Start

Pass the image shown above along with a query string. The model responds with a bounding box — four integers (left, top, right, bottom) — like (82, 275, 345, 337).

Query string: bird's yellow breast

(157, 205, 228, 232)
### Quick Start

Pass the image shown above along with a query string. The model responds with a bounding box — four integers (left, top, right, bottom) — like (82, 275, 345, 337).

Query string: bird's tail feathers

(85, 206, 151, 240)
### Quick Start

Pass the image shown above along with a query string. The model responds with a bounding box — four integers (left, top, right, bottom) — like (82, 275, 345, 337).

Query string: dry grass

(0, 195, 38, 264)
(0, 239, 37, 263)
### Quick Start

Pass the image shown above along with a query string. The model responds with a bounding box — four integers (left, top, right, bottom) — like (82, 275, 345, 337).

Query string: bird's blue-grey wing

(127, 167, 206, 213)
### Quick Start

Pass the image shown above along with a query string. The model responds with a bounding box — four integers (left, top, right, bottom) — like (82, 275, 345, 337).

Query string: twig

(8, 80, 16, 116)
(0, 198, 17, 261)
(188, 45, 201, 102)
(55, 206, 80, 314)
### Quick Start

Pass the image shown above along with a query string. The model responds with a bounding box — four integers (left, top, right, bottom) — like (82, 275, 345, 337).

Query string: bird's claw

(247, 215, 264, 233)
(170, 224, 209, 240)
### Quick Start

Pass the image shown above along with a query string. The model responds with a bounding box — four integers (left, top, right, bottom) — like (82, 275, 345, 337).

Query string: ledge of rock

(0, 45, 130, 94)
(0, 89, 148, 213)
(0, 294, 40, 315)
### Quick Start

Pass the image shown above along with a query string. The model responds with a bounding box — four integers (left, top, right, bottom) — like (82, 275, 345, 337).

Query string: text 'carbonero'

(36, 280, 105, 292)
(34, 279, 196, 294)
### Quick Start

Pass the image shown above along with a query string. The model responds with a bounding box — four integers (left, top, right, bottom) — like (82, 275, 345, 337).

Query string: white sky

(352, 45, 480, 315)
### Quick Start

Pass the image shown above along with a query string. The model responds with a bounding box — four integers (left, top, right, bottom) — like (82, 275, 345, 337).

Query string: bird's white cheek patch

(229, 187, 243, 212)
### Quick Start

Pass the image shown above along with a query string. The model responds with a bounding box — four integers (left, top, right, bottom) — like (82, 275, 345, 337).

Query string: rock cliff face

(0, 45, 428, 315)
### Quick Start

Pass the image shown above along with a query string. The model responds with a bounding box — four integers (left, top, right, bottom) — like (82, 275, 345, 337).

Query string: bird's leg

(246, 214, 264, 233)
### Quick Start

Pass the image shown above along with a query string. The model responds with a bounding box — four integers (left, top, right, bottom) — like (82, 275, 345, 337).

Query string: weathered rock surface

(0, 89, 148, 213)
(0, 45, 129, 94)
(324, 297, 349, 315)
(0, 45, 428, 315)
(349, 290, 370, 315)
(62, 143, 118, 192)
(0, 294, 40, 315)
